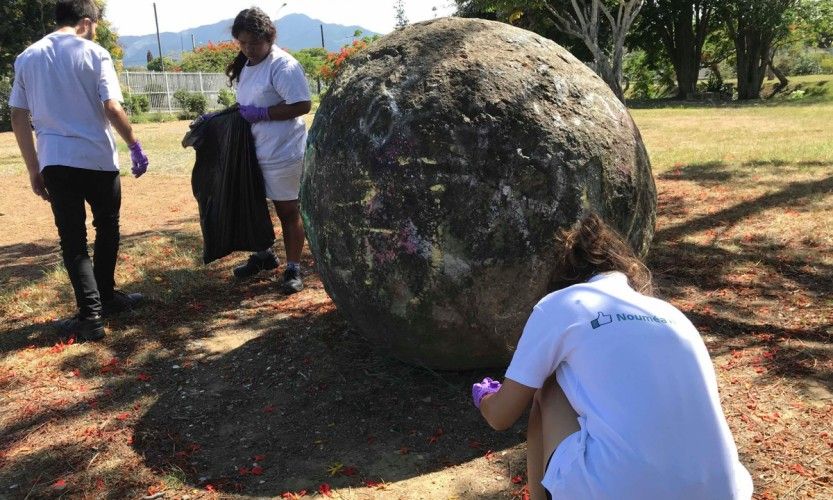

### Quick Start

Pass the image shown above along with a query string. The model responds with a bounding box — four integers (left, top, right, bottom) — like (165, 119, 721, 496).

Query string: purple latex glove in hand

(472, 377, 502, 409)
(239, 104, 270, 123)
(128, 141, 149, 178)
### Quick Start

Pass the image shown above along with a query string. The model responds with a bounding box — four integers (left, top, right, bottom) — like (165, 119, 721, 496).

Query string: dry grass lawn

(0, 102, 830, 499)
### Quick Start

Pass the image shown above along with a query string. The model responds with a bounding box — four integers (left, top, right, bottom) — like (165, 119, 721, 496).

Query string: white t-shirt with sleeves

(8, 32, 123, 172)
(236, 46, 310, 172)
(506, 272, 753, 499)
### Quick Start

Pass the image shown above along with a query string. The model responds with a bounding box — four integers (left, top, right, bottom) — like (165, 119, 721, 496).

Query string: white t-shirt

(506, 272, 753, 499)
(8, 32, 123, 172)
(236, 46, 310, 171)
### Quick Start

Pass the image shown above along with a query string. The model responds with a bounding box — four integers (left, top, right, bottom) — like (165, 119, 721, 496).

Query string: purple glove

(239, 104, 270, 123)
(472, 377, 502, 409)
(128, 141, 149, 178)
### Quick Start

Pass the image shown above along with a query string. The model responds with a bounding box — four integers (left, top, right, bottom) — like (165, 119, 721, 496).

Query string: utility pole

(191, 34, 196, 51)
(318, 24, 325, 94)
(153, 2, 164, 71)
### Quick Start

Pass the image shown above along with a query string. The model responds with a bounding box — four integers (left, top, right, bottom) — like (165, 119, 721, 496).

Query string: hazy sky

(105, 0, 459, 37)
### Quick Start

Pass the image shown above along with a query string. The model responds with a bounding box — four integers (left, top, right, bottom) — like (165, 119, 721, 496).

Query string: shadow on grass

(655, 174, 833, 243)
(648, 170, 833, 393)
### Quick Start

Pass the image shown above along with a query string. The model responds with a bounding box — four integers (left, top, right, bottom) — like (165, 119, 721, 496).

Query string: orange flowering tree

(179, 41, 239, 73)
(320, 35, 380, 84)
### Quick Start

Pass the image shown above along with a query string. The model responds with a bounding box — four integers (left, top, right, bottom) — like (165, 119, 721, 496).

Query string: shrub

(173, 89, 207, 118)
(0, 77, 11, 132)
(123, 92, 150, 115)
(217, 87, 236, 107)
(774, 45, 828, 76)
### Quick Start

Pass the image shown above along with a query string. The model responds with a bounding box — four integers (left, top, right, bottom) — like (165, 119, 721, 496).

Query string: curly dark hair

(226, 7, 277, 85)
(550, 212, 653, 295)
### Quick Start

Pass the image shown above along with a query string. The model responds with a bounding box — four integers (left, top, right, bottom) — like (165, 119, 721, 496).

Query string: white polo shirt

(506, 272, 753, 499)
(8, 32, 123, 172)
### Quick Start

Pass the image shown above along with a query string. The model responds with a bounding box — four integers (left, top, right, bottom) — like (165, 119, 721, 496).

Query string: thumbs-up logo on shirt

(591, 312, 613, 329)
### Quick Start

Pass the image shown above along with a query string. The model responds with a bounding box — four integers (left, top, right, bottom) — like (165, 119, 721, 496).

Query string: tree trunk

(597, 61, 626, 102)
(769, 63, 788, 88)
(672, 12, 699, 99)
(735, 32, 769, 100)
(768, 50, 789, 92)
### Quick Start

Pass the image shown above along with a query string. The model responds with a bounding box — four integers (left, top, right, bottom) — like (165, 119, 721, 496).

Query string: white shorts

(260, 158, 303, 201)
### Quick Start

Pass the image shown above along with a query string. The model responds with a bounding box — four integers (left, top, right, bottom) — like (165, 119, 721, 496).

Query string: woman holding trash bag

(472, 212, 753, 500)
(225, 7, 312, 294)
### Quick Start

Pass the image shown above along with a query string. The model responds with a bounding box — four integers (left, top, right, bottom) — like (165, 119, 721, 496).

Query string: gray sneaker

(280, 267, 303, 294)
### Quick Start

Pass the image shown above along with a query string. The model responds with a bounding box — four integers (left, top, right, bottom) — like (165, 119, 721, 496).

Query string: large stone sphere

(301, 17, 656, 370)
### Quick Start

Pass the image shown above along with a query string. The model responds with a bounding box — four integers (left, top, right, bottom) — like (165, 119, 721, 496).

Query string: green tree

(636, 0, 716, 99)
(2, 0, 120, 76)
(454, 0, 644, 102)
(147, 56, 179, 72)
(718, 0, 798, 100)
(95, 17, 123, 70)
(0, 0, 57, 76)
(793, 0, 833, 48)
(394, 0, 409, 28)
(292, 47, 328, 81)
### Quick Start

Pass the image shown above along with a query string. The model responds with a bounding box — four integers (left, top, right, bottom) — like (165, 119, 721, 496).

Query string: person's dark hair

(55, 0, 101, 27)
(226, 7, 277, 85)
(551, 212, 653, 295)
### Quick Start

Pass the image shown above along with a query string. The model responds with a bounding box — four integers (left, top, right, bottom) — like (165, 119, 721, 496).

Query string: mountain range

(119, 13, 378, 69)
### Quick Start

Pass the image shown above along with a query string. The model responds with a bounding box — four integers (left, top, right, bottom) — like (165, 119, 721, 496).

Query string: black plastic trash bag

(182, 105, 275, 264)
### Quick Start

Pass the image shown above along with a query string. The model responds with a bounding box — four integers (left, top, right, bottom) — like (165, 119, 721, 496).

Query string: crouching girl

(473, 213, 752, 499)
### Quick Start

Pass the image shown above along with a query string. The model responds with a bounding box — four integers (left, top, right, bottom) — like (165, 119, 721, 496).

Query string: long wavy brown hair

(551, 212, 653, 295)
(225, 7, 277, 85)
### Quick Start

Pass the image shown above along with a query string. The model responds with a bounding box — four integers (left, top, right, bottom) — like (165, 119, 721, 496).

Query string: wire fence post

(164, 71, 172, 114)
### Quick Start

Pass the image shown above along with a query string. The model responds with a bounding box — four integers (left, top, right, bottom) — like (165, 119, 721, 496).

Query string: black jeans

(42, 166, 121, 318)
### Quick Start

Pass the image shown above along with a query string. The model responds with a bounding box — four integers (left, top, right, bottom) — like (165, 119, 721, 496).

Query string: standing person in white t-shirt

(224, 7, 312, 294)
(472, 213, 753, 500)
(8, 0, 148, 342)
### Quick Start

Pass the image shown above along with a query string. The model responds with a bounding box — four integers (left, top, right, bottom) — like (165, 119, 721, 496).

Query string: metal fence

(118, 71, 324, 114)
(118, 71, 230, 113)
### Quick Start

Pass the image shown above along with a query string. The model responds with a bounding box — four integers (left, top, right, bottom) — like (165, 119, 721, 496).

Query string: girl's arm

(266, 100, 311, 121)
(480, 378, 537, 431)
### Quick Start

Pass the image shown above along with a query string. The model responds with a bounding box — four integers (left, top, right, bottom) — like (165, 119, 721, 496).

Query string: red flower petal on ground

(484, 450, 496, 461)
(116, 412, 130, 420)
(137, 372, 151, 381)
(318, 483, 332, 496)
(251, 466, 264, 476)
(238, 466, 250, 476)
(205, 484, 216, 491)
(511, 475, 524, 484)
(341, 466, 358, 476)
(253, 454, 266, 461)
(53, 479, 66, 488)
(263, 404, 276, 413)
